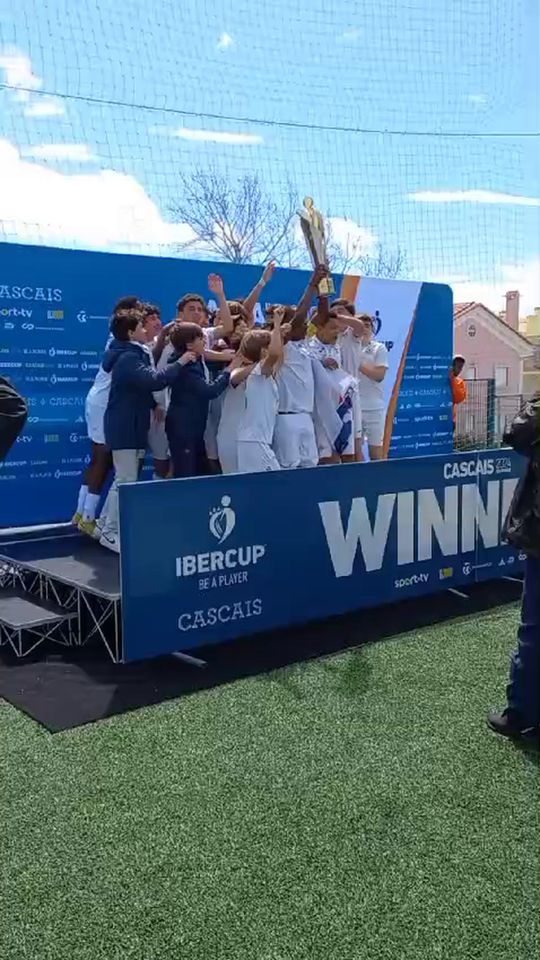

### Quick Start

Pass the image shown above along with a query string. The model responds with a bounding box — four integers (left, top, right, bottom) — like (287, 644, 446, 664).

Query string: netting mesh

(0, 0, 538, 307)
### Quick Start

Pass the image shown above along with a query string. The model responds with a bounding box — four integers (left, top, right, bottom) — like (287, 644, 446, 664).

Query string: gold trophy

(298, 196, 335, 295)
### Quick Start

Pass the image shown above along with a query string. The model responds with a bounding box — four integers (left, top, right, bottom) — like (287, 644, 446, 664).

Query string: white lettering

(461, 481, 500, 552)
(319, 494, 396, 577)
(417, 486, 459, 561)
(397, 490, 415, 565)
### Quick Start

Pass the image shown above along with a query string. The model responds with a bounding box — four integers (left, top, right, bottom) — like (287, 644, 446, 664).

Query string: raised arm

(208, 274, 233, 338)
(291, 264, 328, 324)
(243, 261, 276, 323)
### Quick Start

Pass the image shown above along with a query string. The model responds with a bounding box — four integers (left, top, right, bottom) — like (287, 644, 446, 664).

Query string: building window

(494, 365, 509, 389)
(467, 323, 477, 338)
(465, 365, 477, 380)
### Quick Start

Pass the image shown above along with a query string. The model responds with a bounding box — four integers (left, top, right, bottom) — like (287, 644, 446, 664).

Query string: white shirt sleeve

(203, 327, 220, 349)
(374, 342, 389, 368)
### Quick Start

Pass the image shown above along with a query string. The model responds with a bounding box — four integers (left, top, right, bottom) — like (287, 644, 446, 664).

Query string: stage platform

(0, 529, 121, 661)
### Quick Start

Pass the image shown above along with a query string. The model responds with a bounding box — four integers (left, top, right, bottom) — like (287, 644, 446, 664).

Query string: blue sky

(0, 0, 539, 311)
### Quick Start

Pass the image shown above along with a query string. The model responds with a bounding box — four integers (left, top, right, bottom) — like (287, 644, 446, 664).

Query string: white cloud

(467, 93, 487, 105)
(342, 28, 362, 40)
(0, 138, 196, 255)
(409, 189, 540, 207)
(0, 47, 41, 102)
(430, 260, 540, 317)
(24, 97, 65, 118)
(151, 125, 263, 146)
(326, 216, 378, 256)
(21, 143, 97, 161)
(217, 32, 233, 50)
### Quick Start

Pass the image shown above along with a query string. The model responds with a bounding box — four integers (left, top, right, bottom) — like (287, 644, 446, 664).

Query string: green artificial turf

(1, 602, 538, 960)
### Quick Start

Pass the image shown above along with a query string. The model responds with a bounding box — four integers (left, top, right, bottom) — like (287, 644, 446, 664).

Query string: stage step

(0, 588, 77, 631)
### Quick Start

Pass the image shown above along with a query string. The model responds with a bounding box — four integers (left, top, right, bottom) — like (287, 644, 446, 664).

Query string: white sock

(76, 485, 88, 515)
(82, 492, 101, 522)
(152, 472, 165, 481)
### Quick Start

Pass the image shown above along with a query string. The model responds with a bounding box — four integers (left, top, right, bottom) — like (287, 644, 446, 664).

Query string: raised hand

(208, 273, 225, 297)
(271, 305, 286, 327)
(311, 264, 329, 288)
(262, 261, 276, 285)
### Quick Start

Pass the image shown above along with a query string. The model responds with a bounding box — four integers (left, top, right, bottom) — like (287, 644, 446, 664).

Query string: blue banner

(0, 242, 453, 528)
(119, 450, 525, 662)
(0, 243, 316, 526)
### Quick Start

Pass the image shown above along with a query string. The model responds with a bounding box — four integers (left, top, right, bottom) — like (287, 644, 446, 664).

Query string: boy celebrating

(236, 317, 284, 473)
(272, 266, 328, 470)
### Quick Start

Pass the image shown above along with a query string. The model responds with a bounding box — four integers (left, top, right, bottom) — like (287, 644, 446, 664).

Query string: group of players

(72, 264, 389, 552)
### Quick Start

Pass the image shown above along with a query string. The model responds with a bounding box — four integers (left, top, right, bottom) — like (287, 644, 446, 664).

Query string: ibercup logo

(209, 495, 236, 544)
(372, 310, 382, 336)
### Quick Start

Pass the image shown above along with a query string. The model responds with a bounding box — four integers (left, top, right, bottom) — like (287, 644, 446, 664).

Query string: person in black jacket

(165, 323, 231, 478)
(98, 308, 192, 552)
(0, 376, 28, 462)
(488, 392, 539, 740)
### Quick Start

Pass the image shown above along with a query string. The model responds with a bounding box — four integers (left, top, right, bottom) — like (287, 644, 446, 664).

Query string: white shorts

(147, 418, 169, 461)
(361, 409, 385, 447)
(237, 441, 281, 474)
(85, 396, 106, 446)
(273, 412, 318, 469)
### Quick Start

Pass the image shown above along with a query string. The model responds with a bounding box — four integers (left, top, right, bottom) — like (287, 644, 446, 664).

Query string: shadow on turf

(0, 579, 523, 732)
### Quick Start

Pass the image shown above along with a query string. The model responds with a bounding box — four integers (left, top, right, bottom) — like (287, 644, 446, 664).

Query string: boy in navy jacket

(166, 322, 231, 478)
(99, 308, 192, 552)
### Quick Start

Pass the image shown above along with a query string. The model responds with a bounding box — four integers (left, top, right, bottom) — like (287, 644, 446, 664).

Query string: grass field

(2, 601, 538, 960)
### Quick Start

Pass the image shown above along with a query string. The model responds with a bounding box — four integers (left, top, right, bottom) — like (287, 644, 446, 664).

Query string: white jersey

(357, 340, 389, 410)
(339, 328, 363, 380)
(237, 363, 278, 445)
(307, 336, 342, 367)
(276, 340, 314, 413)
(217, 381, 247, 473)
(86, 335, 113, 410)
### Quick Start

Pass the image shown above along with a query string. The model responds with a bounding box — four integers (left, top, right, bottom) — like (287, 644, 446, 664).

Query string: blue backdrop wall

(0, 242, 453, 527)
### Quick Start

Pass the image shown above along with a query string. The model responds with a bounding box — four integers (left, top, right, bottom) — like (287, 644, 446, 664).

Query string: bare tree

(169, 168, 302, 266)
(325, 219, 407, 279)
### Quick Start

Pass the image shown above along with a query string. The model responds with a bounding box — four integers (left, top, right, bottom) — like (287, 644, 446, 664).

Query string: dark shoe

(487, 708, 539, 740)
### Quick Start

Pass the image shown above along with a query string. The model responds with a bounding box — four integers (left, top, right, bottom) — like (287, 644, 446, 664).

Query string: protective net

(0, 0, 538, 310)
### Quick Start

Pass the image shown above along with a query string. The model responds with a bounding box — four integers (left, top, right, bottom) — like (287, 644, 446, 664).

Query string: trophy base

(318, 277, 335, 296)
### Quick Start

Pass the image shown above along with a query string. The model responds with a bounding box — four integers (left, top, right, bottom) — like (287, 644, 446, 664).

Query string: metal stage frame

(0, 529, 123, 662)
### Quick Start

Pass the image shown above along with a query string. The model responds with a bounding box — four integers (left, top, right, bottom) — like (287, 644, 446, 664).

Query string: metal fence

(454, 378, 523, 452)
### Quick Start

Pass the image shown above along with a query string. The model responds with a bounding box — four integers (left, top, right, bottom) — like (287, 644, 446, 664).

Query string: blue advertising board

(0, 242, 316, 527)
(0, 241, 453, 528)
(119, 450, 525, 662)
